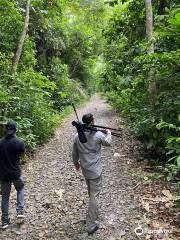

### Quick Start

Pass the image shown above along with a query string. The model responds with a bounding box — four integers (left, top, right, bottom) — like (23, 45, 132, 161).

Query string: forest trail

(0, 95, 174, 240)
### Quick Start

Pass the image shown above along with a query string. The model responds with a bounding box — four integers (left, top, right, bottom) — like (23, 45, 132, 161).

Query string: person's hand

(106, 129, 111, 135)
(102, 129, 107, 134)
(75, 162, 80, 171)
(102, 129, 111, 134)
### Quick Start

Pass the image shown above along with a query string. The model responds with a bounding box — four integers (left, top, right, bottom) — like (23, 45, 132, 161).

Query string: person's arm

(72, 139, 80, 171)
(98, 129, 112, 146)
(19, 140, 25, 156)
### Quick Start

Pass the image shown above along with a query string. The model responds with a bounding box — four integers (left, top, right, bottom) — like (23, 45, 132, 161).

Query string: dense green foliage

(100, 0, 180, 176)
(0, 0, 179, 179)
(0, 0, 106, 149)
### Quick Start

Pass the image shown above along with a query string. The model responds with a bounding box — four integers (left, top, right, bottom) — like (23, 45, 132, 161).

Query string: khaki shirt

(72, 130, 112, 179)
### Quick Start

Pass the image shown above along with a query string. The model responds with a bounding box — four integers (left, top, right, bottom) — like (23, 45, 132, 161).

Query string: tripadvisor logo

(134, 226, 173, 236)
(134, 226, 144, 236)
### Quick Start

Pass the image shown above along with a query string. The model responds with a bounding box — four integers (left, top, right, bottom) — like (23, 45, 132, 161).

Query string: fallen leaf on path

(54, 189, 65, 200)
(162, 190, 173, 200)
(108, 219, 114, 224)
(141, 199, 150, 212)
(165, 202, 174, 208)
(114, 152, 120, 158)
(144, 176, 149, 181)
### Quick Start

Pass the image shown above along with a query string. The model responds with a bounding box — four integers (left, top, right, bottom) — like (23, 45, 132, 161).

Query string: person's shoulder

(14, 136, 24, 145)
(94, 130, 105, 139)
(73, 133, 79, 141)
(0, 136, 8, 143)
(95, 131, 104, 136)
(15, 137, 25, 153)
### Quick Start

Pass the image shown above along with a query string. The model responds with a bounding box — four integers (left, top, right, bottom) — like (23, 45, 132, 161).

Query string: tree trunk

(144, 0, 157, 107)
(12, 0, 30, 73)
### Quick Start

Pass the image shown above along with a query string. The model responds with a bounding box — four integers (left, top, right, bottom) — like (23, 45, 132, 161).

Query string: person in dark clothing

(0, 120, 25, 229)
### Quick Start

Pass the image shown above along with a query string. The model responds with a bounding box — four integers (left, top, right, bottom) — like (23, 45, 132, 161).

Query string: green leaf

(177, 156, 180, 168)
(166, 149, 175, 155)
(167, 136, 176, 144)
(176, 148, 180, 154)
(167, 156, 176, 162)
(167, 174, 173, 182)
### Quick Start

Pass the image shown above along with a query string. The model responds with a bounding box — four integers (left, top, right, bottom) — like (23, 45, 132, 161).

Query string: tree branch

(12, 0, 31, 73)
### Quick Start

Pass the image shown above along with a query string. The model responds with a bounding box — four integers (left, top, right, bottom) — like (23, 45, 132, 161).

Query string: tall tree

(12, 0, 30, 73)
(144, 0, 157, 106)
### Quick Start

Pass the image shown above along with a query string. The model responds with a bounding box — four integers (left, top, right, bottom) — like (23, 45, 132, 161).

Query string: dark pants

(1, 177, 24, 223)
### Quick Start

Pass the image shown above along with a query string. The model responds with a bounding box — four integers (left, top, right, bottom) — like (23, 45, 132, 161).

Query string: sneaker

(17, 211, 25, 219)
(2, 221, 9, 230)
(88, 225, 99, 235)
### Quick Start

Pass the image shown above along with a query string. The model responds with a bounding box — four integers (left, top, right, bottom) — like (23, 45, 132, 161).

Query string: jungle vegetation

(0, 0, 179, 180)
(0, 0, 106, 148)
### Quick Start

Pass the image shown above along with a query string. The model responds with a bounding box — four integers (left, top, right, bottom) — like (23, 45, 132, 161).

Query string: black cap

(5, 120, 17, 135)
(82, 113, 94, 125)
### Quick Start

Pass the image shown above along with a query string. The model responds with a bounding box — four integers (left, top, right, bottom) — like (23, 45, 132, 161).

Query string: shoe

(2, 221, 9, 230)
(88, 225, 99, 235)
(17, 211, 25, 219)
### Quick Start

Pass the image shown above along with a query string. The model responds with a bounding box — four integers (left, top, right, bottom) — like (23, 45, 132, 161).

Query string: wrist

(75, 162, 80, 170)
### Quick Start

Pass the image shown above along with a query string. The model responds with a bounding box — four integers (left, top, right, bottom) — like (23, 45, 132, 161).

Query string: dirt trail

(0, 95, 161, 240)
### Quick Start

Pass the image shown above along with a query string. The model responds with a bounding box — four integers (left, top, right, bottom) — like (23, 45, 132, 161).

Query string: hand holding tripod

(72, 103, 121, 143)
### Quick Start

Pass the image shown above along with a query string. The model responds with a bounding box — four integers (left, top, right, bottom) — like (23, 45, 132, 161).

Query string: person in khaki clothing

(72, 113, 112, 235)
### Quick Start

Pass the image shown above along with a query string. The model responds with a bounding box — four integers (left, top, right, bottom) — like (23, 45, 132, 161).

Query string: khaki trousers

(85, 175, 102, 232)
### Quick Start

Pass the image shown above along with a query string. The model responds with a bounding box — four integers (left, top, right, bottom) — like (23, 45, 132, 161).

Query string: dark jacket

(0, 135, 25, 181)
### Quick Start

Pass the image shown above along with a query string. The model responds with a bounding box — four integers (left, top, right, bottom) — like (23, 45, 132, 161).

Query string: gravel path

(0, 94, 143, 240)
